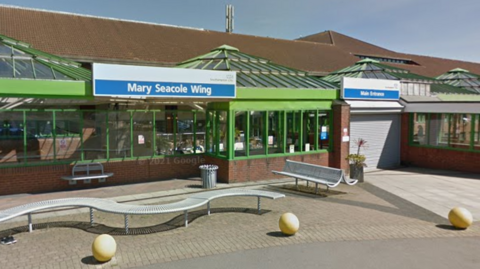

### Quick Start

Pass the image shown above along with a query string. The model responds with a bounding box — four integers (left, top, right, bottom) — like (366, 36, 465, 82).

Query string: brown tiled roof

(0, 6, 357, 74)
(298, 31, 480, 77)
(1, 6, 480, 78)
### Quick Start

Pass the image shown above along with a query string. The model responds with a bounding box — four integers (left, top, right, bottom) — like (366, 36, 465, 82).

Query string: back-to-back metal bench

(0, 189, 285, 234)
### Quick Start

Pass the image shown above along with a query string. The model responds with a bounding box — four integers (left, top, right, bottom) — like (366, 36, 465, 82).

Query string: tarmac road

(138, 236, 480, 269)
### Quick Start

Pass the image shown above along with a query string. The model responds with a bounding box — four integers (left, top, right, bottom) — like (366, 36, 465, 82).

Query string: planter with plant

(346, 138, 367, 182)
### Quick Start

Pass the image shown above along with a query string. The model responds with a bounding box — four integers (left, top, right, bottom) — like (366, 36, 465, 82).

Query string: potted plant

(346, 138, 367, 182)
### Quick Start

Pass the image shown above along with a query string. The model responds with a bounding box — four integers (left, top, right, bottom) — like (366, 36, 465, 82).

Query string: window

(286, 111, 301, 153)
(449, 114, 471, 149)
(411, 113, 480, 152)
(0, 111, 24, 165)
(234, 112, 247, 157)
(475, 115, 480, 151)
(155, 111, 174, 156)
(412, 113, 427, 145)
(249, 111, 265, 156)
(427, 114, 448, 147)
(108, 111, 131, 159)
(268, 111, 284, 154)
(195, 112, 206, 154)
(55, 111, 81, 161)
(318, 112, 330, 149)
(133, 111, 154, 157)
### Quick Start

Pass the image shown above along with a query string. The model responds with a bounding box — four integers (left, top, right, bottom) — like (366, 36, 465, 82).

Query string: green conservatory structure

(0, 41, 347, 195)
(177, 45, 339, 163)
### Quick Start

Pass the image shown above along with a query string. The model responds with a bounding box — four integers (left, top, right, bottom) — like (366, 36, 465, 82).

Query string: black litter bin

(199, 164, 218, 189)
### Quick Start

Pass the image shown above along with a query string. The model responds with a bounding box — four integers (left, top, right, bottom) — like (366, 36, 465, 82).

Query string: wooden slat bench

(61, 162, 113, 185)
(272, 160, 358, 193)
(0, 189, 285, 234)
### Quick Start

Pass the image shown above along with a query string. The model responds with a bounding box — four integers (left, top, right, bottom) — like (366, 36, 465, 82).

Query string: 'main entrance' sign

(341, 77, 400, 100)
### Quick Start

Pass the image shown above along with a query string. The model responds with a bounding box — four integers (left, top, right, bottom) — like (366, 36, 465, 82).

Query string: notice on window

(305, 143, 310, 152)
(268, 136, 274, 145)
(138, 135, 145, 145)
(289, 145, 295, 153)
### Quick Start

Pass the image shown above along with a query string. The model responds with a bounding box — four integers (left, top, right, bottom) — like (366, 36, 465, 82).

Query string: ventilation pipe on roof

(226, 5, 234, 33)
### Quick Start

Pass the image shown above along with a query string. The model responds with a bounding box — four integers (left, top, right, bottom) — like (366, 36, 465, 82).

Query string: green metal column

(153, 112, 157, 156)
(22, 110, 27, 165)
(130, 111, 134, 158)
(193, 111, 197, 154)
(315, 110, 319, 150)
(106, 112, 110, 160)
(80, 111, 84, 161)
(264, 111, 268, 156)
(245, 111, 250, 157)
(228, 110, 234, 159)
(52, 111, 57, 161)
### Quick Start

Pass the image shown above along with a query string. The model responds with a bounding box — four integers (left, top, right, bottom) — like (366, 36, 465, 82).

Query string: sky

(1, 0, 479, 63)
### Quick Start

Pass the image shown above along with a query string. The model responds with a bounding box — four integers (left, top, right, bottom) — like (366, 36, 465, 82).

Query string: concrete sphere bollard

(279, 212, 300, 235)
(92, 234, 117, 262)
(448, 207, 473, 229)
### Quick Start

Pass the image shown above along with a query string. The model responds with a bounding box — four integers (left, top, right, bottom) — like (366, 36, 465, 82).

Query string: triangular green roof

(436, 68, 480, 94)
(0, 34, 91, 81)
(322, 59, 434, 84)
(177, 45, 337, 89)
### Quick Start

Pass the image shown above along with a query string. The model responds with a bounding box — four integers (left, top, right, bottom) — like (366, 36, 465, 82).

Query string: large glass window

(155, 111, 174, 156)
(82, 111, 108, 160)
(195, 111, 206, 153)
(0, 111, 24, 165)
(108, 111, 131, 159)
(133, 111, 154, 157)
(411, 113, 480, 152)
(474, 115, 480, 151)
(286, 111, 301, 153)
(207, 111, 216, 154)
(55, 111, 81, 161)
(176, 112, 194, 154)
(449, 114, 471, 149)
(427, 114, 448, 147)
(25, 111, 53, 162)
(303, 111, 315, 152)
(249, 111, 265, 156)
(268, 111, 284, 154)
(412, 113, 426, 145)
(234, 112, 247, 157)
(318, 112, 330, 150)
(218, 111, 228, 157)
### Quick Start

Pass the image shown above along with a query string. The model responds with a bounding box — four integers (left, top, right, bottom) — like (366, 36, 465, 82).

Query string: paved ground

(143, 237, 480, 269)
(0, 167, 479, 268)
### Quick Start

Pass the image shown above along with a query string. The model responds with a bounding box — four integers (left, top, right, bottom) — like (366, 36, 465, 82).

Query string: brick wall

(330, 101, 351, 171)
(401, 113, 480, 174)
(206, 153, 329, 183)
(0, 155, 205, 195)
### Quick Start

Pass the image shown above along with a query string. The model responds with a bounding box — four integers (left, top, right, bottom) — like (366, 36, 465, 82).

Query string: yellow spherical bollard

(279, 212, 300, 235)
(92, 234, 117, 262)
(448, 207, 473, 229)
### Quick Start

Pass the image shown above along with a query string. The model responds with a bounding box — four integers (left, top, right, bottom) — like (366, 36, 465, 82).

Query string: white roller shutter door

(350, 114, 401, 170)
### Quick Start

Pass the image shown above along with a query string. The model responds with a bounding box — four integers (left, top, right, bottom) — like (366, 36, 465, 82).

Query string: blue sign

(341, 77, 400, 101)
(93, 63, 236, 99)
(343, 88, 400, 100)
(94, 80, 236, 98)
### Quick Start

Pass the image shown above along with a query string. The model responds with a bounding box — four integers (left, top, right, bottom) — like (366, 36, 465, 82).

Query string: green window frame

(409, 112, 480, 153)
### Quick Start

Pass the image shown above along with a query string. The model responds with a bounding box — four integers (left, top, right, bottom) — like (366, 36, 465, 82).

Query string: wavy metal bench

(0, 189, 285, 234)
(272, 160, 358, 193)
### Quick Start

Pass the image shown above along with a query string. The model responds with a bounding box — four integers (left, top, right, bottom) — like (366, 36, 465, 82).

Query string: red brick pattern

(0, 156, 205, 195)
(330, 101, 351, 170)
